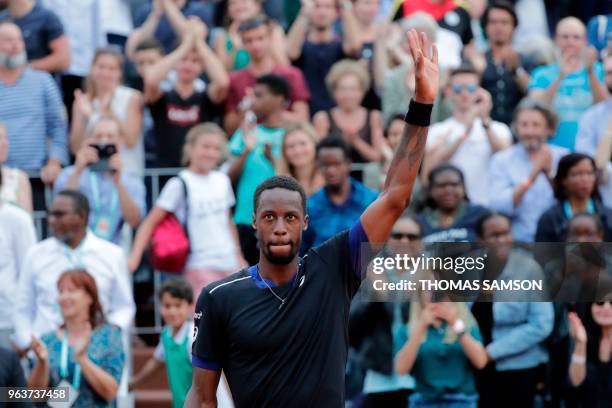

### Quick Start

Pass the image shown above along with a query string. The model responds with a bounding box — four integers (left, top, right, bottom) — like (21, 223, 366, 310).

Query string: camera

(90, 144, 117, 172)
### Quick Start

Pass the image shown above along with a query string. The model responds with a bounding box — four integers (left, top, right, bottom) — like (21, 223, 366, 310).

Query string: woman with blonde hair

(277, 122, 324, 196)
(70, 47, 144, 176)
(395, 269, 487, 407)
(313, 59, 385, 166)
(129, 123, 246, 295)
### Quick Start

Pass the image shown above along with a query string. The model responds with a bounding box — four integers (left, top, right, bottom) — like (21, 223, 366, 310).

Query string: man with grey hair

(528, 17, 607, 151)
(0, 22, 68, 188)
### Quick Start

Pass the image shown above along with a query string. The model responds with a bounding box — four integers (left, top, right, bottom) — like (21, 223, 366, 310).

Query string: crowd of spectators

(0, 0, 611, 407)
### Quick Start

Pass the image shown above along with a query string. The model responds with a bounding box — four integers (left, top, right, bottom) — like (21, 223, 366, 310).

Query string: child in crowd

(128, 123, 245, 295)
(129, 278, 193, 408)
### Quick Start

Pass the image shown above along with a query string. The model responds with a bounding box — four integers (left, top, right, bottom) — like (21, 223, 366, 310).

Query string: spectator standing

(575, 54, 612, 157)
(223, 15, 309, 135)
(212, 0, 288, 71)
(424, 66, 512, 206)
(227, 74, 290, 265)
(28, 270, 125, 407)
(145, 18, 229, 168)
(129, 0, 214, 57)
(0, 122, 31, 211)
(535, 153, 612, 242)
(393, 0, 473, 47)
(528, 17, 607, 150)
(417, 164, 489, 243)
(12, 190, 135, 352)
(286, 0, 362, 114)
(277, 122, 324, 196)
(479, 1, 530, 126)
(395, 284, 487, 408)
(568, 302, 612, 408)
(0, 0, 69, 73)
(0, 173, 36, 348)
(301, 136, 378, 252)
(70, 47, 145, 177)
(313, 60, 385, 165)
(0, 22, 67, 205)
(129, 124, 245, 294)
(352, 0, 382, 110)
(488, 99, 569, 242)
(472, 212, 554, 408)
(41, 0, 105, 120)
(55, 116, 146, 244)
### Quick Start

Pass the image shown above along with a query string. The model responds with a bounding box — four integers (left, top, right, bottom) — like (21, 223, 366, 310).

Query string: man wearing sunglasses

(425, 65, 512, 206)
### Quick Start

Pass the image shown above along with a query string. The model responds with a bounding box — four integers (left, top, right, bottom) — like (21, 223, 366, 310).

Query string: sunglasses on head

(390, 232, 421, 241)
(451, 84, 478, 94)
(595, 300, 612, 306)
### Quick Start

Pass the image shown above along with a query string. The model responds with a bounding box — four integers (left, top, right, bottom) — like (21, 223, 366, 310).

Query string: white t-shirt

(0, 202, 36, 329)
(156, 170, 239, 271)
(153, 321, 194, 362)
(427, 117, 512, 206)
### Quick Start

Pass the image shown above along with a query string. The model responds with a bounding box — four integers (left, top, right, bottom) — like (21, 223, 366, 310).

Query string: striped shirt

(0, 68, 68, 170)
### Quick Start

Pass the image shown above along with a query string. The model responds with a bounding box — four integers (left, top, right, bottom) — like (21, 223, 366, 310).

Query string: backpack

(150, 176, 190, 273)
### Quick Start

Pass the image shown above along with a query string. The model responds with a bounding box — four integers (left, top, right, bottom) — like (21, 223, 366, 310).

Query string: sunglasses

(451, 84, 478, 94)
(595, 301, 612, 306)
(390, 232, 421, 241)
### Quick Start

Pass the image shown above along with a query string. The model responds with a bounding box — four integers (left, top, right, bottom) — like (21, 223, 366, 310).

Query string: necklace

(258, 261, 301, 310)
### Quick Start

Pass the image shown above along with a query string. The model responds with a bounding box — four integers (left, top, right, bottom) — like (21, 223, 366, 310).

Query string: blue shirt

(0, 68, 68, 170)
(54, 166, 146, 244)
(302, 178, 378, 251)
(575, 98, 612, 156)
(228, 125, 285, 226)
(488, 143, 569, 242)
(0, 2, 64, 61)
(134, 1, 214, 54)
(529, 62, 604, 150)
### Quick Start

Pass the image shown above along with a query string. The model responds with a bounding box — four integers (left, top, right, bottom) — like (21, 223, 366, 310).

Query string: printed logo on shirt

(166, 104, 201, 126)
(299, 275, 305, 287)
(193, 326, 198, 341)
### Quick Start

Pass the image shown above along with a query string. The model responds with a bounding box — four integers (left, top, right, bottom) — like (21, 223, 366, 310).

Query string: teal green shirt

(412, 322, 481, 399)
(229, 125, 285, 225)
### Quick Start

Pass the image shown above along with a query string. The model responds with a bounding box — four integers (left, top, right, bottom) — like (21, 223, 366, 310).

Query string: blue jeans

(409, 393, 478, 408)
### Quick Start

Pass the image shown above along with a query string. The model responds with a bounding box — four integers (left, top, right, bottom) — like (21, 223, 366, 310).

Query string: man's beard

(524, 140, 543, 152)
(0, 51, 27, 70)
(262, 241, 300, 265)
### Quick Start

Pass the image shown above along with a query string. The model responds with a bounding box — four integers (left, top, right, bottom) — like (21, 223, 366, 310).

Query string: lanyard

(63, 243, 84, 269)
(563, 198, 595, 219)
(89, 173, 119, 240)
(60, 332, 82, 389)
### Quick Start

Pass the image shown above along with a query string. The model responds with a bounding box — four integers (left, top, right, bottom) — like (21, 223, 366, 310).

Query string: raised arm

(286, 0, 311, 61)
(126, 0, 163, 61)
(360, 30, 439, 244)
(339, 0, 363, 57)
(190, 19, 230, 104)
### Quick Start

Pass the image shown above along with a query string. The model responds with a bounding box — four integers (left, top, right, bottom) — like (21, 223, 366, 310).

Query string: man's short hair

(159, 277, 194, 304)
(483, 1, 519, 28)
(255, 74, 291, 101)
(57, 190, 90, 218)
(238, 14, 270, 33)
(449, 64, 479, 80)
(253, 175, 307, 214)
(316, 136, 351, 161)
(135, 38, 164, 54)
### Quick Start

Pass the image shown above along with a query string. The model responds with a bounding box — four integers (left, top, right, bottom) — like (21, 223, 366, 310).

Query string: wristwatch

(453, 319, 466, 337)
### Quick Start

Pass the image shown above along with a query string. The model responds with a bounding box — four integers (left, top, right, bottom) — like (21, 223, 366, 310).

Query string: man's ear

(252, 213, 257, 231)
(303, 214, 309, 231)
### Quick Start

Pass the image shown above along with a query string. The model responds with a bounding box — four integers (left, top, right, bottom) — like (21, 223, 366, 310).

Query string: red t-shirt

(402, 0, 458, 20)
(225, 65, 310, 113)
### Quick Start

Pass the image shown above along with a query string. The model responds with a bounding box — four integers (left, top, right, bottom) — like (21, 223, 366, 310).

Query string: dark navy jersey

(192, 221, 369, 407)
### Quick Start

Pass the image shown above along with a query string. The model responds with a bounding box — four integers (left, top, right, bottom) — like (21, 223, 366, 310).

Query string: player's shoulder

(306, 229, 351, 266)
(205, 268, 252, 298)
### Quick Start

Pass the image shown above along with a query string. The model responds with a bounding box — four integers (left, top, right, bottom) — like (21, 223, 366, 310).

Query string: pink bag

(149, 177, 190, 273)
